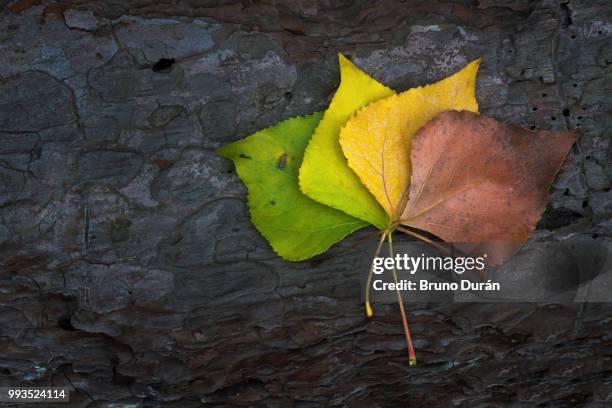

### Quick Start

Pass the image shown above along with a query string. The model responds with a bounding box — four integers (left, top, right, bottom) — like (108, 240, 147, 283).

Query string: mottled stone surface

(0, 0, 611, 406)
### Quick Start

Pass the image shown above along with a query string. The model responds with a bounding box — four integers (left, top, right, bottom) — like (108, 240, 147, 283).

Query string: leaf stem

(364, 232, 387, 317)
(395, 226, 452, 256)
(387, 231, 417, 366)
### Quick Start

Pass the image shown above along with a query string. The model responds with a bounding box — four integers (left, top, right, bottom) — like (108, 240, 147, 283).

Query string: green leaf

(217, 112, 368, 261)
(299, 54, 393, 229)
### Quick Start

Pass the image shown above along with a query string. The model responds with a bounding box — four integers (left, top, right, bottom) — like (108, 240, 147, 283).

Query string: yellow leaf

(299, 54, 394, 229)
(339, 59, 481, 220)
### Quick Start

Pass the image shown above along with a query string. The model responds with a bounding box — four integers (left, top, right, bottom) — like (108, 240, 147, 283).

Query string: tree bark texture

(1, 0, 611, 406)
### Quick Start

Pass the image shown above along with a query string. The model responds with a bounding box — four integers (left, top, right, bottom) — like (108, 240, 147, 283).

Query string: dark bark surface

(1, 0, 611, 406)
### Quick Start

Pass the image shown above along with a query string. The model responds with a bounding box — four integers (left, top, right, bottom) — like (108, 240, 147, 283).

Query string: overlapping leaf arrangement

(218, 54, 578, 364)
(219, 54, 577, 258)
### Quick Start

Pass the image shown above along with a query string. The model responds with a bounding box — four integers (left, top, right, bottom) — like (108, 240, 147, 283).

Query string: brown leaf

(400, 110, 579, 263)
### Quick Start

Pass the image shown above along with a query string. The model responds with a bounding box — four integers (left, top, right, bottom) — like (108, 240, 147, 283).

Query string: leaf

(400, 110, 579, 262)
(217, 113, 368, 261)
(299, 54, 394, 229)
(340, 59, 481, 220)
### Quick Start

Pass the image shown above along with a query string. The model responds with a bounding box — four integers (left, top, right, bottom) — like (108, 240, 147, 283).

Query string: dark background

(1, 0, 611, 406)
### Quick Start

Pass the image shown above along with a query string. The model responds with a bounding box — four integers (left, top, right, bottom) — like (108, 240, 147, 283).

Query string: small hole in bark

(582, 200, 589, 208)
(112, 367, 135, 386)
(530, 125, 536, 130)
(586, 155, 591, 159)
(576, 123, 581, 128)
(577, 115, 583, 119)
(592, 233, 599, 239)
(563, 188, 570, 196)
(284, 91, 293, 100)
(532, 106, 538, 111)
(551, 116, 556, 121)
(573, 83, 578, 87)
(226, 169, 233, 174)
(562, 108, 570, 116)
(571, 34, 576, 39)
(542, 93, 547, 97)
(128, 290, 133, 295)
(152, 58, 175, 73)
(582, 106, 587, 110)
(58, 315, 75, 331)
(32, 145, 42, 160)
(598, 30, 602, 35)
